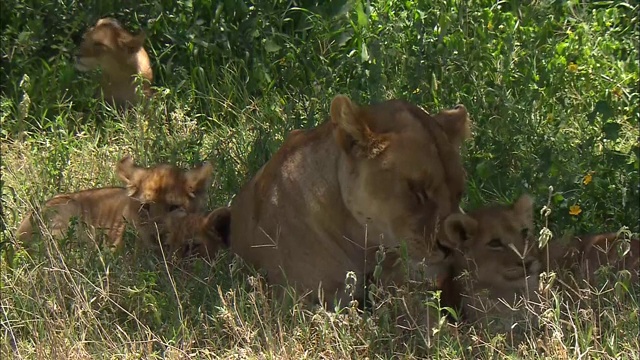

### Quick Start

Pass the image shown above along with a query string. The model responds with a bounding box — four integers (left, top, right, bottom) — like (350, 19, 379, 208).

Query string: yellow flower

(412, 87, 421, 94)
(487, 21, 493, 31)
(569, 205, 582, 216)
(612, 87, 622, 97)
(567, 62, 578, 72)
(583, 173, 593, 185)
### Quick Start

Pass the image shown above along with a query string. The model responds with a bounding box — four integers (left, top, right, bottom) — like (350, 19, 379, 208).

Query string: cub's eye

(141, 203, 151, 212)
(520, 228, 529, 239)
(488, 238, 503, 249)
(168, 205, 181, 212)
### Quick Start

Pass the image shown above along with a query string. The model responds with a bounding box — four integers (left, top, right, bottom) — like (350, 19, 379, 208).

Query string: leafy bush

(1, 0, 638, 358)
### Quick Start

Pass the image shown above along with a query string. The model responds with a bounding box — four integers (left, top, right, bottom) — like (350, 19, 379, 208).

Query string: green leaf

(264, 39, 281, 53)
(602, 121, 621, 141)
(356, 0, 368, 28)
(588, 100, 614, 123)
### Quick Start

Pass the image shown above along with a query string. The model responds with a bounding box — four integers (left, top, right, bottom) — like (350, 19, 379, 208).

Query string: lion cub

(12, 156, 213, 262)
(439, 194, 541, 324)
(439, 194, 639, 322)
(75, 18, 153, 107)
(161, 207, 231, 261)
(542, 231, 639, 287)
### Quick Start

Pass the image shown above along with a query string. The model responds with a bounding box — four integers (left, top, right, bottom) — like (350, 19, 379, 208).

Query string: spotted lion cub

(161, 207, 231, 261)
(74, 18, 153, 107)
(11, 156, 213, 263)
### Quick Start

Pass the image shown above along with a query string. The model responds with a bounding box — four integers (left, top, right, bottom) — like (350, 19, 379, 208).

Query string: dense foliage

(1, 0, 638, 358)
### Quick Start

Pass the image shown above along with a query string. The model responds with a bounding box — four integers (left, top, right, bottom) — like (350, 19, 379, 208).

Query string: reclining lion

(229, 95, 472, 308)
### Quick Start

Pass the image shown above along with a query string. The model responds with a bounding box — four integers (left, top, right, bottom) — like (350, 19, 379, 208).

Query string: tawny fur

(162, 207, 231, 261)
(438, 194, 639, 324)
(543, 231, 639, 287)
(439, 194, 541, 325)
(229, 95, 472, 311)
(10, 156, 214, 265)
(75, 18, 153, 107)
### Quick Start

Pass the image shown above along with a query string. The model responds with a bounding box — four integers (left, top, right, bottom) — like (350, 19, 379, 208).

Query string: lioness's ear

(119, 32, 146, 54)
(512, 194, 534, 225)
(204, 207, 231, 247)
(116, 156, 144, 196)
(434, 105, 472, 147)
(442, 213, 478, 249)
(331, 95, 367, 144)
(330, 95, 388, 157)
(184, 162, 214, 198)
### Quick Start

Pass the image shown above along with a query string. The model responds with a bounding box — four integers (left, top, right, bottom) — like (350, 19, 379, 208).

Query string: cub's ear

(204, 207, 231, 247)
(441, 213, 478, 249)
(434, 104, 472, 148)
(119, 31, 146, 54)
(184, 162, 214, 198)
(330, 95, 388, 157)
(512, 194, 534, 225)
(116, 156, 145, 197)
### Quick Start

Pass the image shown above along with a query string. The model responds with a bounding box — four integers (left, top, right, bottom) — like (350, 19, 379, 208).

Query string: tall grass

(1, 0, 638, 358)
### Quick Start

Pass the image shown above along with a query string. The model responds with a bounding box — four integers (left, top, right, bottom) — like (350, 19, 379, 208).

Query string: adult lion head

(230, 95, 472, 307)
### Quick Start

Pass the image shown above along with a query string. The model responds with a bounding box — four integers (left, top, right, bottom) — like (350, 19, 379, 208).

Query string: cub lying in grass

(11, 156, 213, 264)
(437, 194, 639, 324)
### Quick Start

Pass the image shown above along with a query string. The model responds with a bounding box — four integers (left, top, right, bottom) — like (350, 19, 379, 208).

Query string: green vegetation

(1, 0, 638, 358)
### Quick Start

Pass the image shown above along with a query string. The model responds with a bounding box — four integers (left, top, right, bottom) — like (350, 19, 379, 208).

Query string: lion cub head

(75, 18, 153, 106)
(440, 194, 541, 323)
(162, 207, 231, 260)
(116, 156, 214, 217)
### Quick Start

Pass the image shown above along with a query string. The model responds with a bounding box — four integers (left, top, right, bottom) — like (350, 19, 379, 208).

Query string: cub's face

(75, 18, 145, 73)
(442, 195, 541, 297)
(115, 156, 214, 221)
(331, 95, 471, 262)
(162, 207, 231, 260)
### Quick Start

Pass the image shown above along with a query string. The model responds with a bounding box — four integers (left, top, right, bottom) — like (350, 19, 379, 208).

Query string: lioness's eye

(488, 238, 503, 249)
(141, 203, 151, 212)
(168, 205, 181, 212)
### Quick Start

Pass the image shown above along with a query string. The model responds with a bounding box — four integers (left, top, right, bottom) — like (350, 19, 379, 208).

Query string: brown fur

(439, 194, 639, 324)
(11, 156, 213, 263)
(230, 95, 472, 309)
(162, 207, 231, 261)
(75, 18, 153, 107)
(440, 195, 541, 324)
(543, 231, 639, 287)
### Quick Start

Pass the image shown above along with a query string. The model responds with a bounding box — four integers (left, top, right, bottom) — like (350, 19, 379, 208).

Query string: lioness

(230, 95, 471, 308)
(161, 207, 231, 261)
(439, 194, 541, 325)
(12, 156, 213, 261)
(74, 18, 153, 107)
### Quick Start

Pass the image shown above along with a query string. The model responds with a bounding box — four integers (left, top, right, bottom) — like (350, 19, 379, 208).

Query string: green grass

(1, 0, 639, 358)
